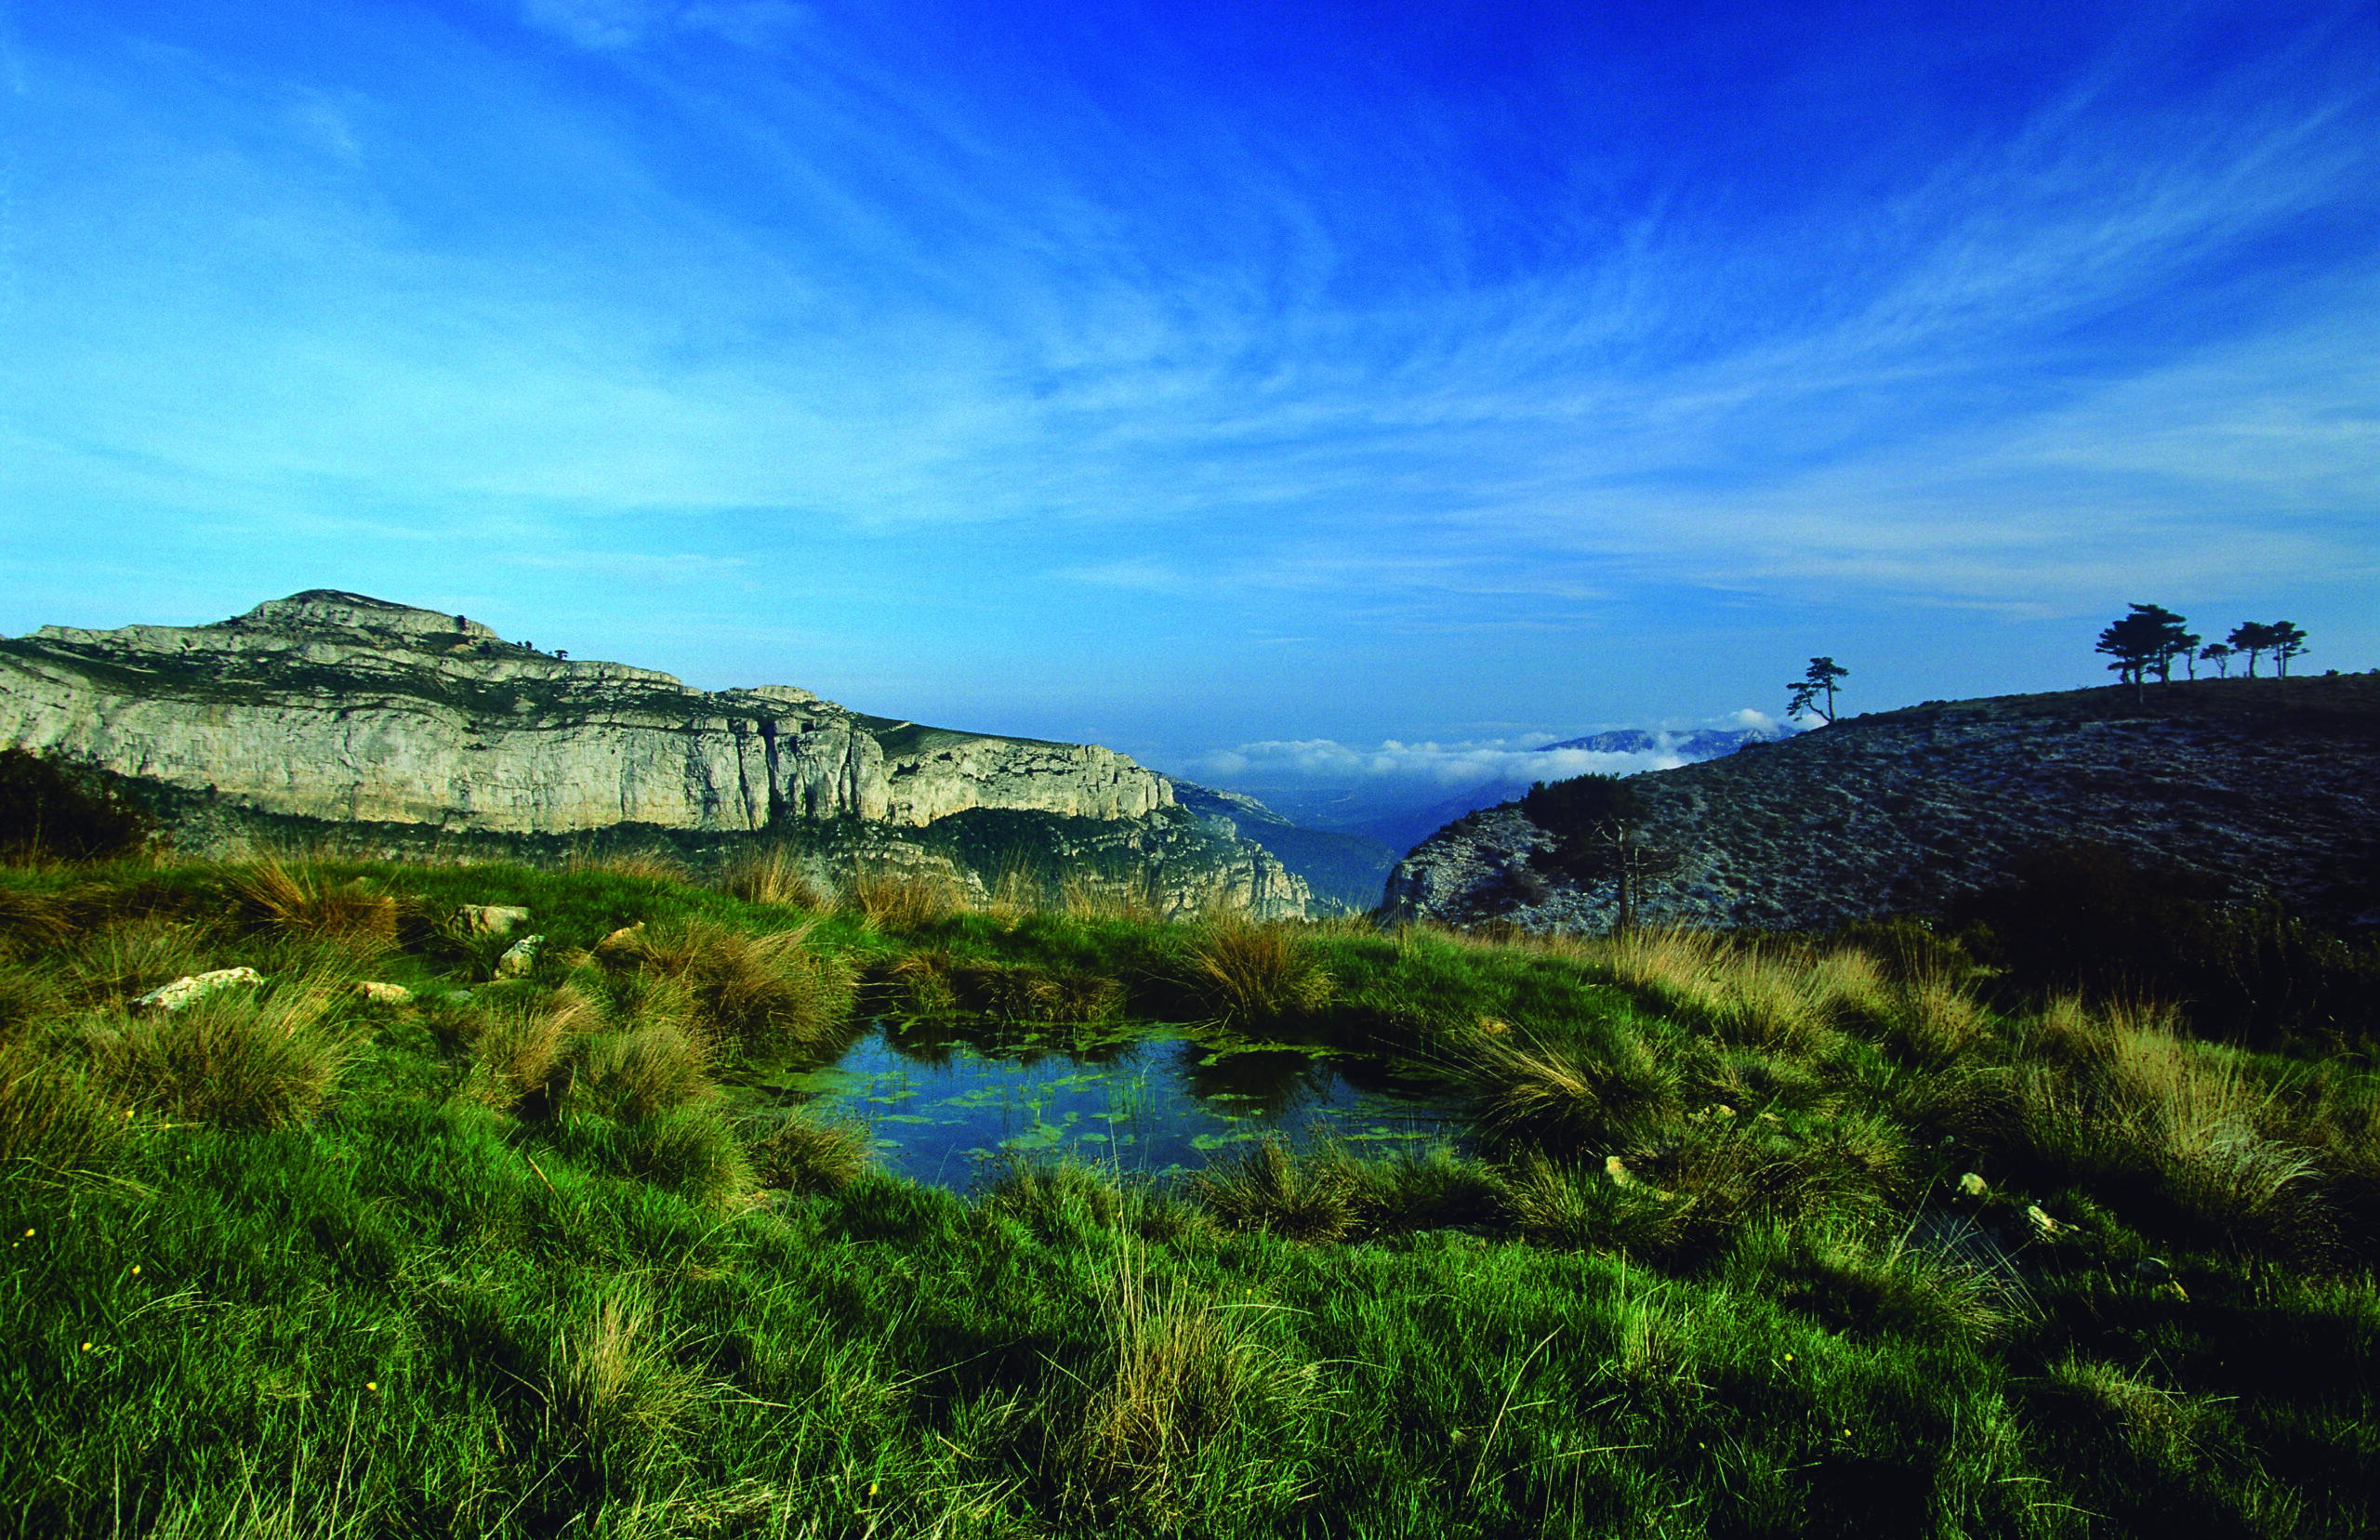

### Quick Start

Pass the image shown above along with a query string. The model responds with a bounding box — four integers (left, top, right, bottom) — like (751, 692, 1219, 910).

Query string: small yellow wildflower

(80, 1341, 92, 1352)
(20, 1228, 32, 1238)
(366, 1382, 378, 1392)
(129, 1265, 140, 1277)
(1783, 1353, 1792, 1362)
(867, 1481, 879, 1497)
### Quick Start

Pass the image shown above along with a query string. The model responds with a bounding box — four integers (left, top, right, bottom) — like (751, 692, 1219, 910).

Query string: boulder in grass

(134, 967, 264, 1013)
(456, 904, 532, 937)
(356, 981, 414, 1005)
(1958, 1172, 1990, 1200)
(495, 935, 544, 979)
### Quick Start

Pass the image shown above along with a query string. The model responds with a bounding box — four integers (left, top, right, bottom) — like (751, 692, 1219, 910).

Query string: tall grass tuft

(1065, 1251, 1322, 1525)
(1182, 916, 1330, 1027)
(0, 1037, 126, 1179)
(1191, 1138, 1359, 1242)
(608, 919, 854, 1053)
(749, 1109, 872, 1194)
(2013, 1002, 2326, 1255)
(1060, 873, 1164, 925)
(470, 985, 598, 1105)
(719, 844, 829, 909)
(224, 859, 399, 954)
(85, 977, 359, 1128)
(1507, 1150, 1691, 1257)
(554, 1283, 699, 1476)
(566, 1024, 715, 1120)
(0, 888, 75, 959)
(1730, 1221, 2015, 1342)
(1467, 1019, 1681, 1154)
(846, 863, 970, 930)
(570, 848, 694, 886)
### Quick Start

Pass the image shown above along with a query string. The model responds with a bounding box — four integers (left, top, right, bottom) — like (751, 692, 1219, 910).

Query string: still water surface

(755, 1019, 1467, 1187)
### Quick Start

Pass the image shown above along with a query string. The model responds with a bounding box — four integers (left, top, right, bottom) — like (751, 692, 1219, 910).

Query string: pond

(747, 1018, 1470, 1188)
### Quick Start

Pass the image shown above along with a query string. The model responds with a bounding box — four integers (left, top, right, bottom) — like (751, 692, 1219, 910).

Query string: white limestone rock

(133, 967, 264, 1012)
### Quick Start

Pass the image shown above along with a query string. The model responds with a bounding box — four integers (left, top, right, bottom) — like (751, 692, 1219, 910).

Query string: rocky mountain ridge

(1382, 676, 2380, 935)
(1, 591, 1311, 917)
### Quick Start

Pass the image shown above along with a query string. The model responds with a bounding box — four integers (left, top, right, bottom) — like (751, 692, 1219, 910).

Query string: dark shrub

(0, 749, 153, 862)
(1953, 843, 2380, 1046)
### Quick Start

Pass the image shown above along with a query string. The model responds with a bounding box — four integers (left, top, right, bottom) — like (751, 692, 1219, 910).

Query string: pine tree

(1785, 657, 1848, 724)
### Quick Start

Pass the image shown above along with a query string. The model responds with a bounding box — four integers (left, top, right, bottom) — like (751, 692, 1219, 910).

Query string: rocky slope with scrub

(1383, 674, 2380, 934)
(0, 591, 1313, 917)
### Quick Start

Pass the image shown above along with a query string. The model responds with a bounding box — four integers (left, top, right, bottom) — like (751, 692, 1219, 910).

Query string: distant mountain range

(1193, 723, 1798, 892)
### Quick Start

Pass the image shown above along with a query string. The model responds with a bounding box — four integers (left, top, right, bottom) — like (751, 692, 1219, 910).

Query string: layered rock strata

(2, 591, 1311, 918)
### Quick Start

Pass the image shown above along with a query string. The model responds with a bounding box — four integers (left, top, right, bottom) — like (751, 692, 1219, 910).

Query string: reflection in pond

(755, 1018, 1466, 1187)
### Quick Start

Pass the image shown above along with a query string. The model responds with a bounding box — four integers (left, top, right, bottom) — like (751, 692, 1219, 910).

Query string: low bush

(0, 747, 153, 862)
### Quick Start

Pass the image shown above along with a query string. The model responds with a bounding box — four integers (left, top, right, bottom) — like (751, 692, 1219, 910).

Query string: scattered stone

(133, 967, 264, 1013)
(495, 935, 544, 979)
(1958, 1172, 1990, 1200)
(1475, 1016, 1510, 1035)
(2132, 1257, 2173, 1283)
(355, 981, 413, 1005)
(597, 923, 646, 953)
(2025, 1204, 2066, 1240)
(456, 904, 532, 937)
(1606, 1153, 1636, 1187)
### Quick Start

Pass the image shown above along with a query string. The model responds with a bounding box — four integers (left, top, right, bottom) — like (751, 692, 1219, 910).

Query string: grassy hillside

(2, 853, 2375, 1536)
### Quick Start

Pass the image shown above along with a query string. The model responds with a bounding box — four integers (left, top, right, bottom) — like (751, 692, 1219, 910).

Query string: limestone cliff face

(0, 590, 1308, 916)
(1, 591, 1171, 836)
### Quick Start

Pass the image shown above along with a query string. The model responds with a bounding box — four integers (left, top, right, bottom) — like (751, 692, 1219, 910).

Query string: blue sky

(3, 0, 2373, 795)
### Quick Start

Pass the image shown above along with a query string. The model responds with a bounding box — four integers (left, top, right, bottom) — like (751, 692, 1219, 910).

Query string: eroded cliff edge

(0, 591, 1312, 917)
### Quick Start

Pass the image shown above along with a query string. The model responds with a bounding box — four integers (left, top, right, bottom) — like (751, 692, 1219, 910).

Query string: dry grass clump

(1191, 1138, 1358, 1242)
(1060, 874, 1164, 926)
(567, 1024, 715, 1121)
(85, 977, 360, 1129)
(748, 1110, 872, 1194)
(0, 1037, 126, 1178)
(0, 888, 75, 960)
(845, 863, 971, 930)
(2013, 1003, 2326, 1254)
(1181, 917, 1331, 1028)
(223, 861, 399, 955)
(606, 919, 854, 1053)
(61, 915, 227, 1007)
(554, 1284, 700, 1475)
(470, 984, 602, 1106)
(1065, 1261, 1321, 1524)
(719, 846, 829, 910)
(569, 848, 694, 885)
(1468, 1020, 1681, 1155)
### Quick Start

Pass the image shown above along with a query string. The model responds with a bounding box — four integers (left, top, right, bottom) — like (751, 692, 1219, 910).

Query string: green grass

(0, 855, 2374, 1535)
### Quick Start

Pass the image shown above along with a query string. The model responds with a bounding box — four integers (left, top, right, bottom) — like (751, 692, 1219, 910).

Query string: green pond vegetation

(1, 849, 2375, 1537)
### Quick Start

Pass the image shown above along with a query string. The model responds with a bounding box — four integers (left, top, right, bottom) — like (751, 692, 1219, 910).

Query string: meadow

(1, 849, 2374, 1537)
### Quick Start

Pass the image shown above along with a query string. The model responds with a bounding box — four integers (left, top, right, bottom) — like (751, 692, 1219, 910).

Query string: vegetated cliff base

(0, 591, 1311, 917)
(1383, 674, 2380, 935)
